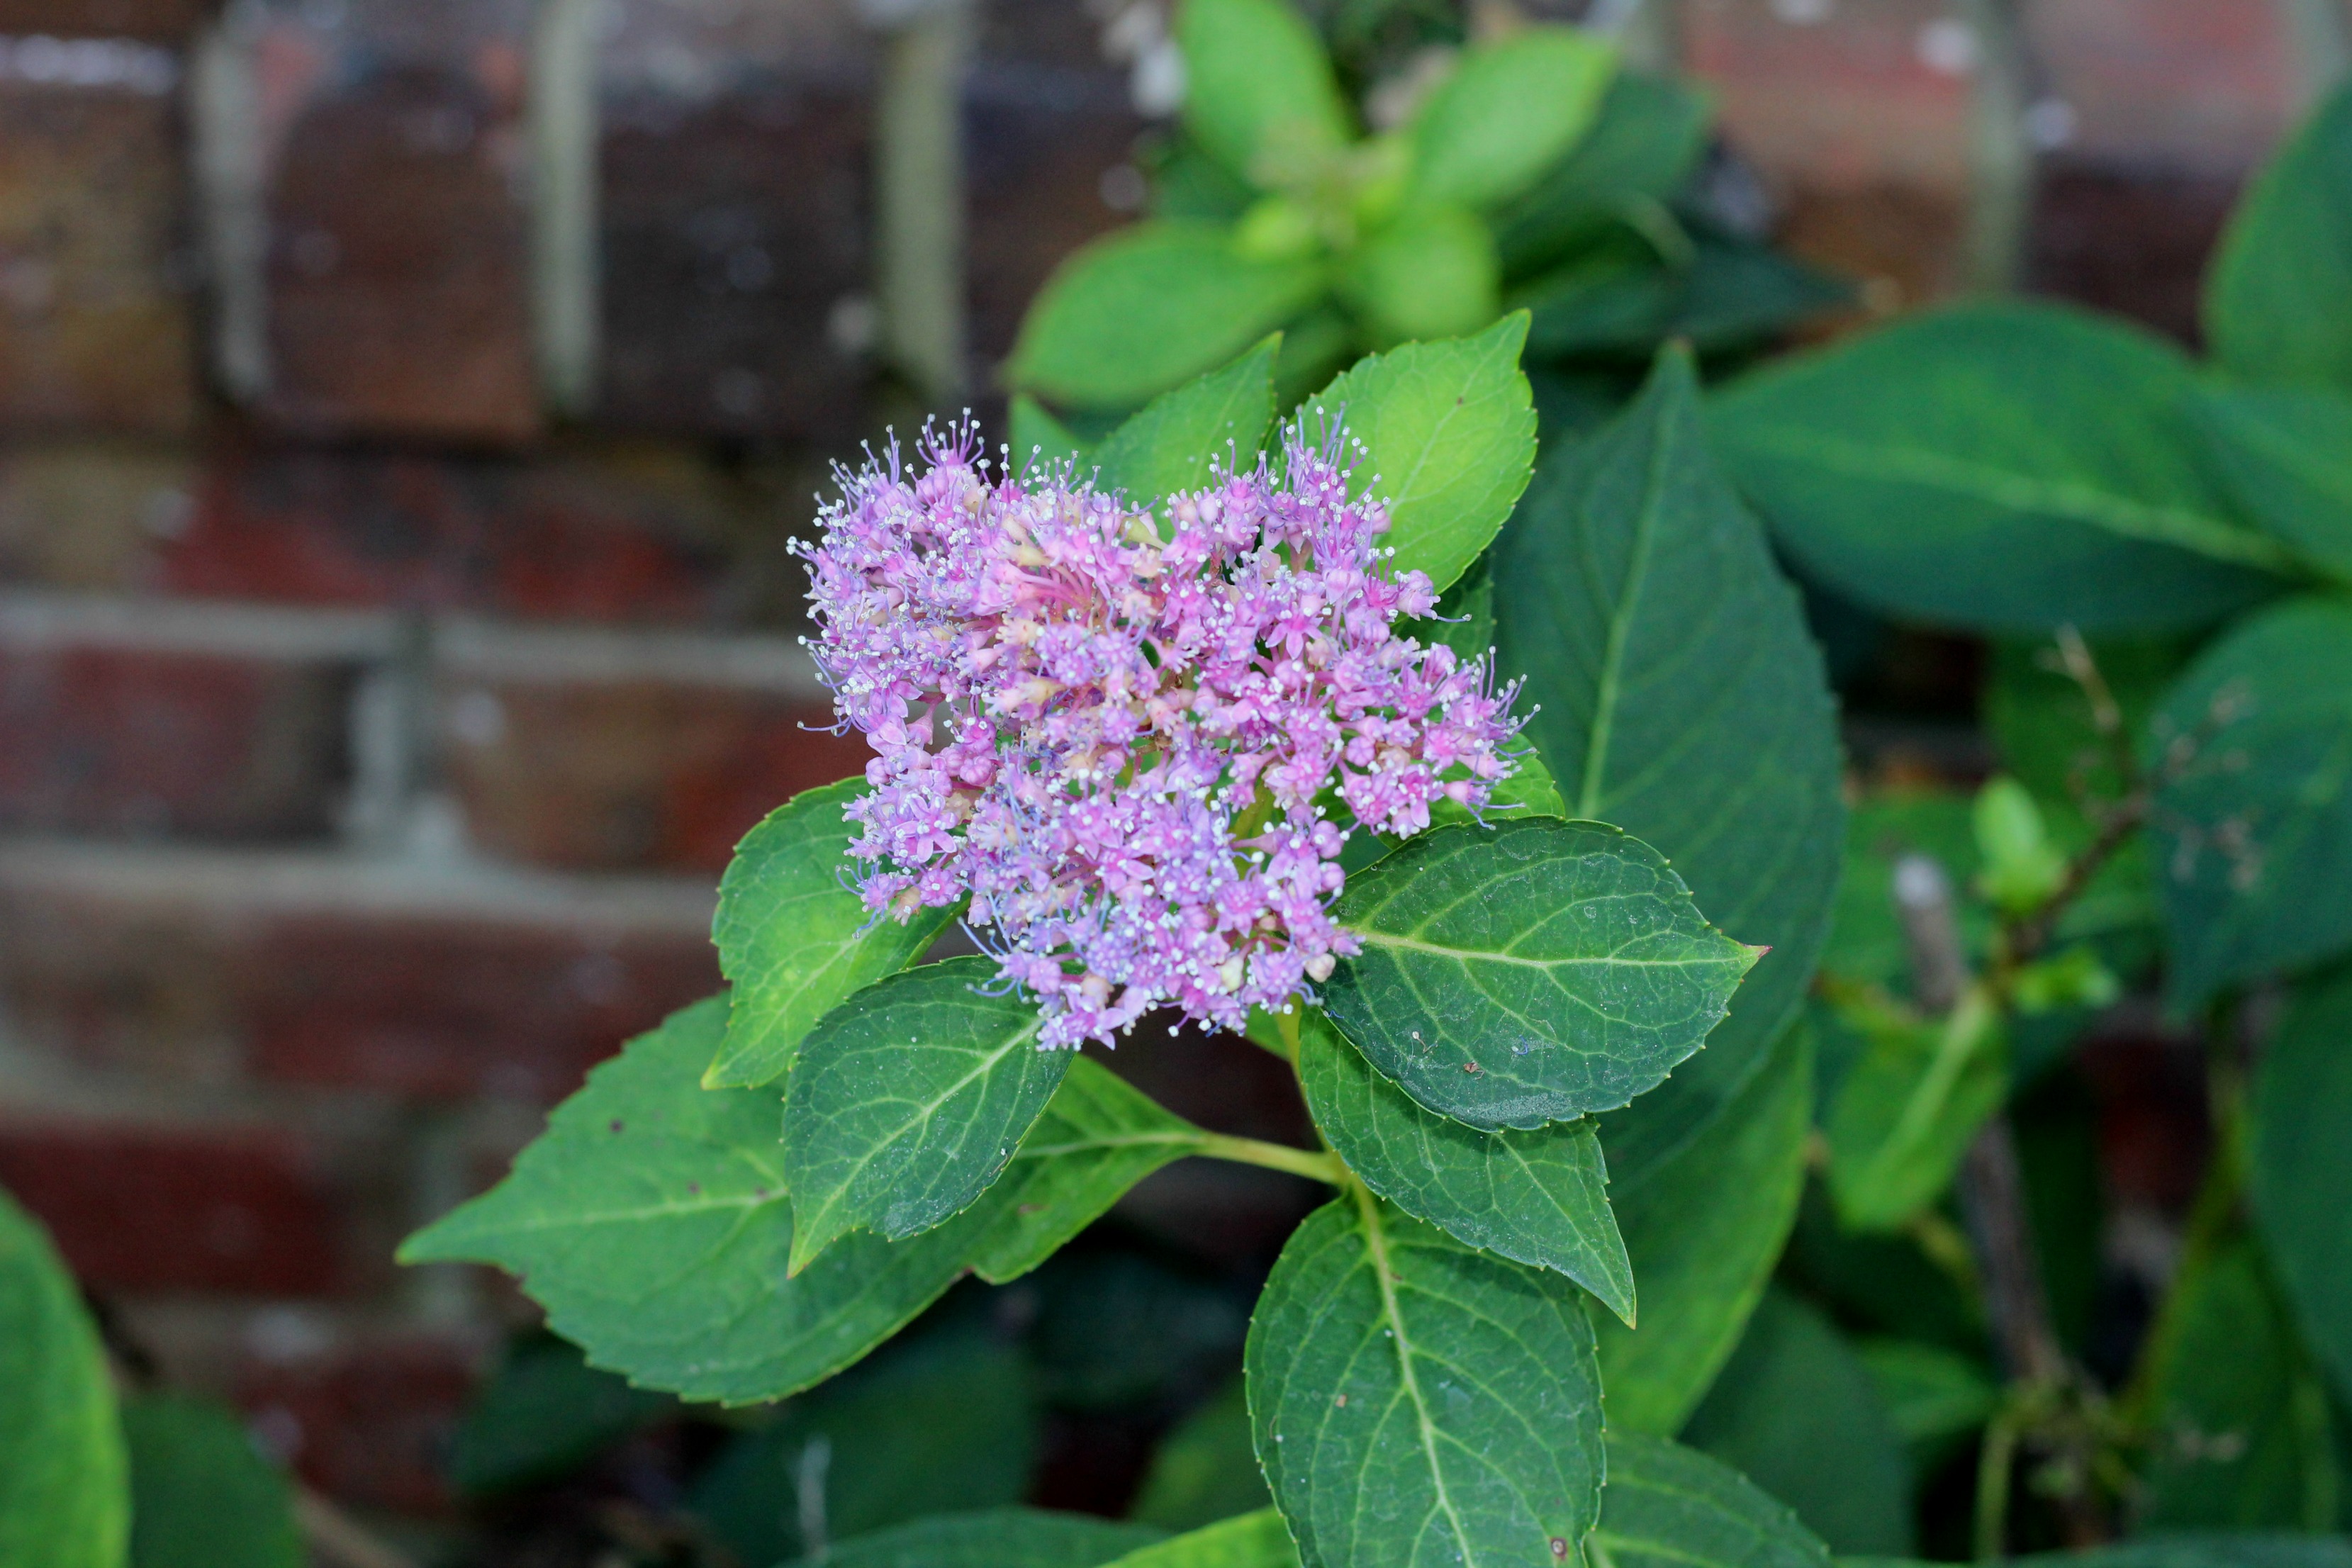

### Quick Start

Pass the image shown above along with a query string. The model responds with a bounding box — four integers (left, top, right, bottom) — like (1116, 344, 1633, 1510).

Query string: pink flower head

(796, 416, 1525, 1048)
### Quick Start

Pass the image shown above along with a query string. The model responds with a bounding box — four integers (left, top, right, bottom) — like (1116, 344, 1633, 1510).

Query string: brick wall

(0, 0, 2329, 1530)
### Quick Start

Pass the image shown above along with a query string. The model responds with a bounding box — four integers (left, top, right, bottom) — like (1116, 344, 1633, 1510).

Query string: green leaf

(1175, 0, 1350, 184)
(1596, 1018, 1812, 1435)
(1973, 776, 2067, 914)
(0, 1188, 127, 1568)
(968, 1057, 1214, 1284)
(1679, 1292, 1915, 1556)
(1323, 818, 1759, 1130)
(449, 1335, 675, 1496)
(2007, 1538, 2352, 1568)
(1337, 206, 1501, 345)
(2193, 384, 2352, 581)
(1591, 1432, 1832, 1568)
(1247, 1192, 1604, 1568)
(1012, 223, 1325, 411)
(785, 957, 1067, 1272)
(2134, 1235, 2340, 1530)
(1405, 551, 1494, 662)
(2206, 83, 2352, 390)
(806, 1508, 1168, 1568)
(2252, 966, 2352, 1409)
(1092, 339, 1280, 508)
(1821, 989, 2005, 1232)
(1491, 71, 1712, 274)
(2146, 597, 2352, 1007)
(1710, 301, 2293, 632)
(1300, 313, 1537, 593)
(1424, 745, 1565, 835)
(1520, 240, 1847, 362)
(401, 997, 1007, 1404)
(698, 1327, 1038, 1565)
(1104, 1511, 1299, 1568)
(122, 1396, 300, 1568)
(1854, 1339, 1998, 1468)
(1295, 1008, 1633, 1321)
(1496, 345, 1844, 1182)
(1408, 27, 1616, 211)
(708, 778, 958, 1090)
(1014, 395, 1089, 470)
(1132, 1379, 1275, 1532)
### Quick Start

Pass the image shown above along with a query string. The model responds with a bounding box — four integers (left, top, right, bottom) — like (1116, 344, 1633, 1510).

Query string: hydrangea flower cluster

(797, 419, 1525, 1048)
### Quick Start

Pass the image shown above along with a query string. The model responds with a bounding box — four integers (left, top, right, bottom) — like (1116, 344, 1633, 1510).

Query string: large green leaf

(783, 957, 1067, 1271)
(804, 1508, 1167, 1568)
(2206, 83, 2352, 390)
(1596, 1019, 1813, 1435)
(2193, 384, 2352, 581)
(0, 1189, 127, 1568)
(696, 1327, 1037, 1565)
(968, 1057, 1216, 1284)
(707, 778, 957, 1090)
(1295, 1008, 1633, 1321)
(1324, 817, 1758, 1131)
(401, 997, 1005, 1404)
(2251, 967, 2352, 1409)
(2146, 597, 2352, 1006)
(1710, 302, 2293, 632)
(1133, 1379, 1275, 1531)
(1407, 27, 1616, 211)
(1338, 205, 1501, 345)
(1093, 339, 1280, 508)
(2134, 1236, 2340, 1530)
(1496, 346, 1843, 1182)
(1106, 1511, 1299, 1568)
(1491, 72, 1712, 276)
(1591, 1433, 1831, 1568)
(122, 1396, 301, 1568)
(1175, 0, 1350, 183)
(1012, 223, 1324, 411)
(1300, 314, 1537, 593)
(1247, 1192, 1604, 1568)
(450, 1336, 675, 1496)
(1679, 1292, 1915, 1556)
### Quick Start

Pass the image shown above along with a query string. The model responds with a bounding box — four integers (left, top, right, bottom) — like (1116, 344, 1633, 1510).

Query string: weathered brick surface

(0, 1115, 354, 1293)
(250, 4, 537, 442)
(0, 2, 212, 39)
(235, 1322, 481, 1514)
(0, 57, 196, 432)
(2030, 0, 2295, 172)
(0, 439, 194, 589)
(2027, 157, 2242, 344)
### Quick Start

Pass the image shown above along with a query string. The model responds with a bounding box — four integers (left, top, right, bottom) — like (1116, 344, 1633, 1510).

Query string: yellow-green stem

(1196, 1131, 1345, 1185)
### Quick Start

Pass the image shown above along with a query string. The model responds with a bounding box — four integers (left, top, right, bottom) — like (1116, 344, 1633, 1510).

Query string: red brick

(0, 3, 212, 40)
(2029, 0, 2295, 172)
(2027, 157, 2240, 345)
(249, 9, 537, 442)
(0, 439, 195, 590)
(159, 444, 744, 622)
(0, 632, 355, 841)
(0, 57, 197, 432)
(438, 669, 866, 873)
(235, 1326, 479, 1516)
(0, 1116, 349, 1294)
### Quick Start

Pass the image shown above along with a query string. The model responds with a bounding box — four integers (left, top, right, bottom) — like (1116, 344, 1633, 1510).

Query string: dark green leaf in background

(1247, 1192, 1604, 1568)
(401, 997, 1007, 1404)
(1092, 338, 1279, 507)
(1491, 72, 1711, 274)
(1012, 223, 1324, 410)
(122, 1396, 301, 1568)
(2205, 82, 2352, 391)
(1174, 0, 1351, 183)
(800, 1507, 1167, 1568)
(1323, 819, 1759, 1130)
(1854, 1339, 1998, 1472)
(0, 1187, 126, 1568)
(1711, 302, 2292, 632)
(1105, 1510, 1299, 1568)
(449, 1335, 675, 1496)
(2147, 597, 2352, 1007)
(707, 778, 957, 1090)
(1131, 1379, 1275, 1532)
(1496, 346, 1843, 1180)
(1520, 242, 1847, 363)
(2007, 1536, 2352, 1568)
(1295, 1008, 1633, 1320)
(1591, 1432, 1832, 1568)
(1406, 28, 1616, 211)
(1338, 205, 1502, 345)
(784, 957, 1068, 1271)
(968, 1058, 1216, 1284)
(1598, 1020, 1813, 1435)
(2193, 385, 2352, 582)
(2252, 966, 2352, 1409)
(2133, 1236, 2339, 1530)
(1679, 1291, 1915, 1556)
(1301, 313, 1538, 593)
